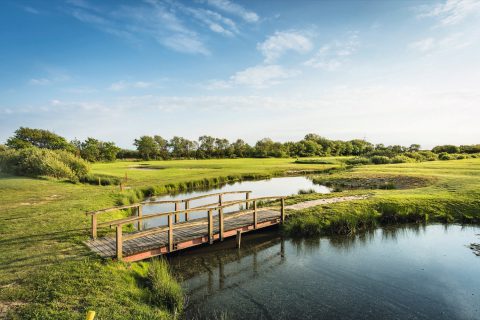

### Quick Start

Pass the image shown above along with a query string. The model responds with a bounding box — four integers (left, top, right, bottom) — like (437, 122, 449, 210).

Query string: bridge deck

(85, 209, 280, 261)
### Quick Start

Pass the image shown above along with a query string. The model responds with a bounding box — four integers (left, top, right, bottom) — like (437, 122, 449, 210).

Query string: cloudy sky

(1, 0, 479, 148)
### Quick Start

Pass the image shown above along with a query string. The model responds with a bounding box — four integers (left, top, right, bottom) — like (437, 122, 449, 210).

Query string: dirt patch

(0, 301, 26, 319)
(313, 175, 432, 190)
(286, 195, 370, 210)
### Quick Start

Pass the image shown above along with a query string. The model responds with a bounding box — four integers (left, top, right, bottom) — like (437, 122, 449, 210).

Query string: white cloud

(208, 65, 300, 89)
(29, 78, 51, 85)
(109, 81, 154, 91)
(67, 0, 210, 55)
(304, 32, 359, 70)
(257, 31, 313, 63)
(409, 37, 436, 52)
(206, 0, 259, 23)
(417, 0, 480, 26)
(22, 6, 40, 14)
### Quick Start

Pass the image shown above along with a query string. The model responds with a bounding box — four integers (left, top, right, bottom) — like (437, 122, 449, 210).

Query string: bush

(438, 152, 454, 160)
(345, 157, 371, 166)
(0, 147, 89, 181)
(370, 156, 391, 164)
(390, 155, 412, 164)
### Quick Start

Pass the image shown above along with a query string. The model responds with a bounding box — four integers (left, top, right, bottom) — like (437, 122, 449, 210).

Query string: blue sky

(1, 0, 479, 148)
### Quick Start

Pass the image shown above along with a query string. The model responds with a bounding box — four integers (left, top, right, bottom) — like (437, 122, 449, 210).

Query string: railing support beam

(168, 214, 174, 252)
(116, 225, 123, 261)
(91, 214, 97, 239)
(137, 205, 143, 231)
(219, 208, 224, 241)
(281, 198, 285, 223)
(253, 200, 257, 229)
(185, 200, 189, 221)
(208, 209, 214, 244)
(174, 202, 179, 223)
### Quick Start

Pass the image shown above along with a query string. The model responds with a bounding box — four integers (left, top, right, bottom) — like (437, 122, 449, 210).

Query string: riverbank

(282, 159, 480, 236)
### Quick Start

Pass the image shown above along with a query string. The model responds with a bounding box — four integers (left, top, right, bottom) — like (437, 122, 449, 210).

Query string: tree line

(3, 127, 480, 162)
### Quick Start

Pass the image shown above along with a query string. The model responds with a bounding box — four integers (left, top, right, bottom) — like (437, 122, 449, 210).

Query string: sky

(0, 0, 479, 149)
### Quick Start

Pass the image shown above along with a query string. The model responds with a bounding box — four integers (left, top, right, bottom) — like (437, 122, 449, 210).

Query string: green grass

(282, 159, 480, 236)
(0, 158, 337, 319)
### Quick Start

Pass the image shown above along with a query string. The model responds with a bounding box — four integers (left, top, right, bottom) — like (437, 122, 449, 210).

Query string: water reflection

(169, 224, 480, 320)
(141, 176, 330, 228)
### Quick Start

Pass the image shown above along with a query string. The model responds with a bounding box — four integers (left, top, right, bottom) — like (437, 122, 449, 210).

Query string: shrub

(390, 155, 412, 163)
(345, 157, 371, 166)
(298, 188, 316, 195)
(438, 152, 454, 160)
(0, 147, 89, 181)
(370, 156, 391, 164)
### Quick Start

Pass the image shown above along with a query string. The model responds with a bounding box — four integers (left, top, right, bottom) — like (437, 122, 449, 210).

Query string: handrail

(107, 196, 284, 227)
(86, 190, 252, 215)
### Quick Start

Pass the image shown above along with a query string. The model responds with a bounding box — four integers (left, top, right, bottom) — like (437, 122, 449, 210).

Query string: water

(141, 176, 330, 228)
(169, 224, 480, 320)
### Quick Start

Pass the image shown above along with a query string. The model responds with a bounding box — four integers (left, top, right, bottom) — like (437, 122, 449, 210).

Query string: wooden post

(119, 183, 124, 192)
(218, 194, 223, 206)
(116, 225, 123, 261)
(253, 200, 257, 229)
(208, 209, 213, 244)
(245, 192, 250, 210)
(281, 198, 285, 223)
(91, 214, 97, 239)
(219, 208, 224, 241)
(137, 205, 143, 231)
(168, 214, 174, 252)
(236, 230, 242, 249)
(174, 202, 179, 223)
(98, 177, 101, 186)
(184, 200, 189, 221)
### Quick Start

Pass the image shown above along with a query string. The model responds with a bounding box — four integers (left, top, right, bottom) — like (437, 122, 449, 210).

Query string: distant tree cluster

(2, 127, 479, 164)
(5, 127, 121, 162)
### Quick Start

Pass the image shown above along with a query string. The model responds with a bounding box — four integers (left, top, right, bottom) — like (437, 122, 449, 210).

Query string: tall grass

(147, 259, 184, 314)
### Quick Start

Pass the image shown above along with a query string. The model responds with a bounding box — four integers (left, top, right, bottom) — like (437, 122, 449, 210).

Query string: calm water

(141, 176, 330, 228)
(168, 224, 480, 320)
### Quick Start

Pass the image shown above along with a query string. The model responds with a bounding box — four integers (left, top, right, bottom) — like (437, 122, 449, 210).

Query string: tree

(99, 141, 120, 161)
(232, 139, 250, 158)
(198, 135, 216, 159)
(134, 136, 159, 160)
(408, 144, 421, 152)
(6, 127, 75, 152)
(80, 138, 101, 162)
(154, 135, 169, 159)
(432, 145, 460, 154)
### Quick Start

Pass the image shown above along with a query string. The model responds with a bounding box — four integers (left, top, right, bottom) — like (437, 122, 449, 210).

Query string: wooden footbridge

(85, 191, 285, 262)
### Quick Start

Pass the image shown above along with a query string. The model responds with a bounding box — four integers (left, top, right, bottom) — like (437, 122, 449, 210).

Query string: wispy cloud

(66, 0, 209, 54)
(208, 64, 299, 89)
(108, 81, 155, 91)
(304, 32, 359, 70)
(416, 0, 480, 26)
(257, 31, 313, 63)
(205, 0, 259, 23)
(22, 6, 40, 15)
(29, 78, 51, 86)
(28, 68, 70, 86)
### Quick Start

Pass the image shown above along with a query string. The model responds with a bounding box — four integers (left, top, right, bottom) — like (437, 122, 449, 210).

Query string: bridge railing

(86, 191, 252, 239)
(105, 196, 285, 260)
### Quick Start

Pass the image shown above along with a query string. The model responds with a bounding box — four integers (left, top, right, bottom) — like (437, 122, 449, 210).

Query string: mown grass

(282, 159, 480, 237)
(0, 158, 336, 319)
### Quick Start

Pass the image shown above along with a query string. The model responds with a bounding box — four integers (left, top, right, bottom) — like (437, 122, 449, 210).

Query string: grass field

(1, 157, 479, 319)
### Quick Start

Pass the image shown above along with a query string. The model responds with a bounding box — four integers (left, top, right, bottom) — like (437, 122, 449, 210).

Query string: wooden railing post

(91, 214, 97, 239)
(116, 225, 123, 261)
(208, 209, 213, 244)
(219, 208, 224, 241)
(218, 194, 223, 206)
(168, 214, 174, 252)
(253, 200, 257, 229)
(174, 202, 179, 223)
(137, 205, 143, 231)
(184, 200, 189, 221)
(281, 198, 285, 223)
(245, 192, 250, 210)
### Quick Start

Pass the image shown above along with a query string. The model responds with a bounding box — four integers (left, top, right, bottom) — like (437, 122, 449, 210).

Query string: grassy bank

(282, 159, 480, 236)
(0, 158, 337, 319)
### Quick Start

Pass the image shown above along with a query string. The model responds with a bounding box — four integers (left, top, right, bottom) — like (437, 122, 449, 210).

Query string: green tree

(134, 136, 159, 160)
(154, 135, 170, 159)
(6, 127, 75, 152)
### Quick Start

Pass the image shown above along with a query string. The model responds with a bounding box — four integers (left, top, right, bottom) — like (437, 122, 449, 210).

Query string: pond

(141, 176, 330, 228)
(169, 224, 480, 320)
